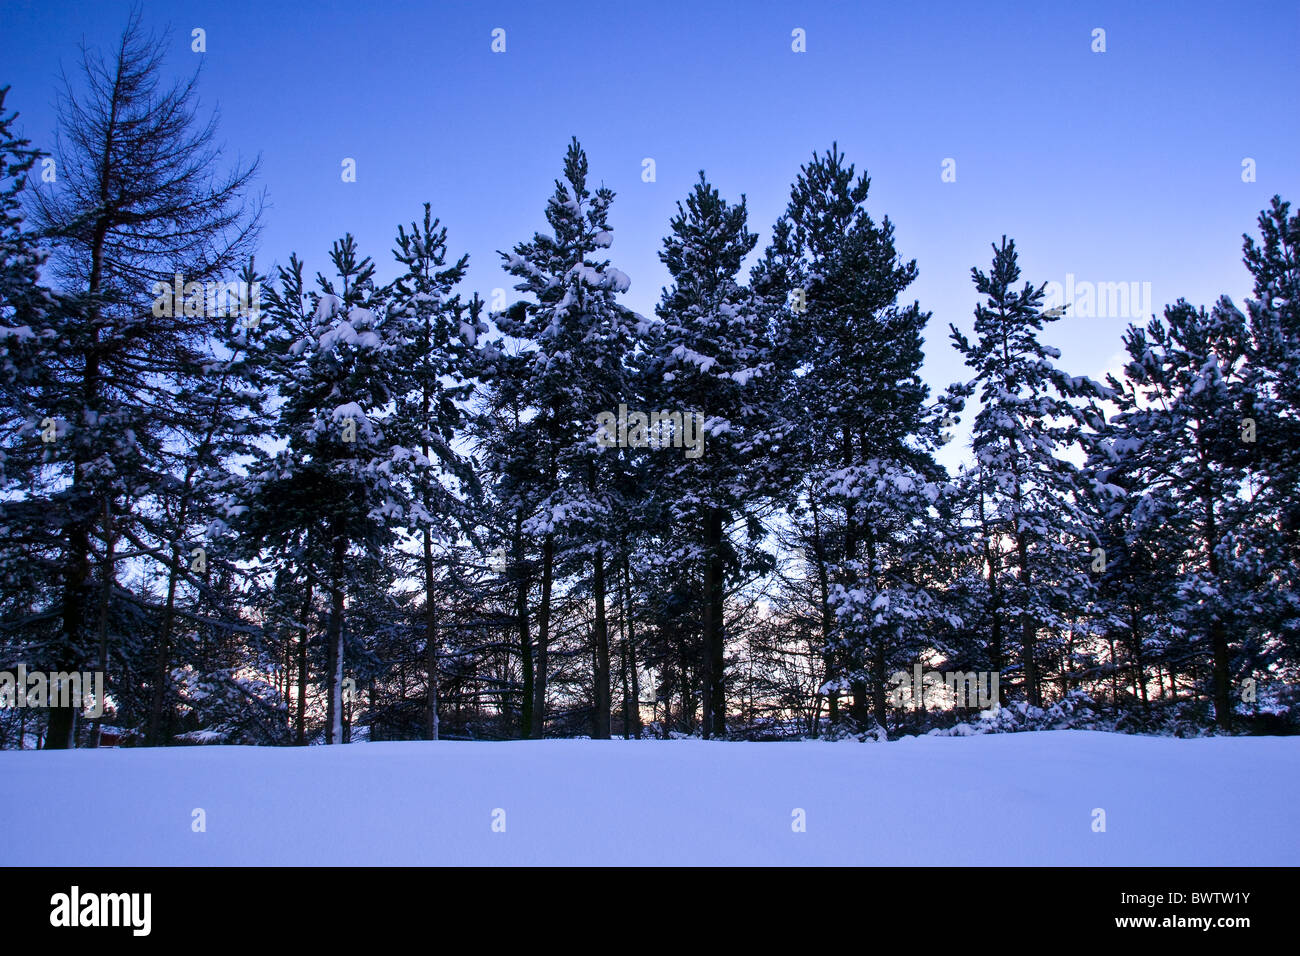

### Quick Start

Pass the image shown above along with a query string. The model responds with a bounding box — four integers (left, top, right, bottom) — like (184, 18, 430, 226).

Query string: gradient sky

(2, 0, 1297, 467)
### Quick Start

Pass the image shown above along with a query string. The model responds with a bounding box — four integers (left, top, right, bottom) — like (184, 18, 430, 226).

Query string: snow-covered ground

(2, 731, 1295, 866)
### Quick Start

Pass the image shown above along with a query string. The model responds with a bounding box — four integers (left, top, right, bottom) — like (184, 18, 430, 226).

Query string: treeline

(1, 20, 1297, 748)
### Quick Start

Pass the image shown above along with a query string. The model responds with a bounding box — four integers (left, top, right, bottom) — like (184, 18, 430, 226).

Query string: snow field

(2, 731, 1295, 866)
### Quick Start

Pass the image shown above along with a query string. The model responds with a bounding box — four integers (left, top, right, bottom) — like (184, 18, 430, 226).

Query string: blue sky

(2, 0, 1297, 465)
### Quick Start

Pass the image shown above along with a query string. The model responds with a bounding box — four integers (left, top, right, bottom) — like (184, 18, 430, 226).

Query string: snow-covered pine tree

(950, 237, 1109, 709)
(1105, 294, 1257, 729)
(644, 171, 783, 737)
(386, 204, 483, 740)
(753, 145, 957, 732)
(1240, 197, 1300, 674)
(474, 342, 547, 737)
(496, 137, 640, 739)
(238, 235, 409, 744)
(11, 15, 260, 747)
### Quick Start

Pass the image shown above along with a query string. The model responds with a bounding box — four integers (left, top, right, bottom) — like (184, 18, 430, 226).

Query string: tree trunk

(533, 533, 553, 737)
(1016, 529, 1041, 708)
(147, 542, 183, 746)
(1209, 620, 1232, 730)
(700, 506, 726, 738)
(324, 524, 346, 745)
(1061, 628, 1074, 699)
(89, 496, 113, 748)
(809, 491, 838, 728)
(423, 528, 440, 741)
(1196, 433, 1232, 731)
(618, 563, 630, 738)
(1108, 635, 1120, 712)
(420, 358, 442, 742)
(513, 517, 532, 740)
(620, 621, 631, 739)
(622, 556, 642, 739)
(296, 580, 312, 745)
(592, 546, 612, 739)
(49, 514, 90, 749)
(48, 150, 117, 751)
(839, 428, 870, 727)
(863, 518, 885, 730)
(1130, 608, 1149, 710)
(1205, 503, 1232, 731)
(980, 476, 1006, 707)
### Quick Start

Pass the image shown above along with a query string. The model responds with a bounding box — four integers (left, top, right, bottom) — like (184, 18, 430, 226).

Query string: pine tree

(754, 144, 954, 731)
(950, 237, 1108, 709)
(645, 171, 783, 737)
(1105, 295, 1256, 728)
(496, 137, 640, 738)
(1240, 197, 1300, 672)
(238, 235, 409, 744)
(386, 204, 482, 740)
(475, 342, 546, 737)
(10, 14, 260, 747)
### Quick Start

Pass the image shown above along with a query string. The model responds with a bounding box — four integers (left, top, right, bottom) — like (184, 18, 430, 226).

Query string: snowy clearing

(1, 731, 1295, 866)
